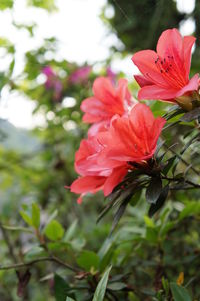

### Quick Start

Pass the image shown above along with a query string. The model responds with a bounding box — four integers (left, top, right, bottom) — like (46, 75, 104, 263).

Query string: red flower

(70, 136, 128, 203)
(69, 104, 165, 203)
(132, 29, 199, 105)
(98, 103, 166, 165)
(81, 77, 133, 136)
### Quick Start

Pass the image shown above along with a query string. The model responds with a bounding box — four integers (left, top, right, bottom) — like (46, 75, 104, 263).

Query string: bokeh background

(0, 0, 200, 300)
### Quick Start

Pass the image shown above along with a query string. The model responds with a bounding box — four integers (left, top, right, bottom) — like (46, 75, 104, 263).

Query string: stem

(0, 256, 79, 272)
(0, 222, 18, 263)
(161, 175, 200, 189)
(163, 143, 200, 176)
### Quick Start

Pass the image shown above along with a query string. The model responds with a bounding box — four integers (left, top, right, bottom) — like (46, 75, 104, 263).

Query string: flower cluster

(69, 28, 200, 205)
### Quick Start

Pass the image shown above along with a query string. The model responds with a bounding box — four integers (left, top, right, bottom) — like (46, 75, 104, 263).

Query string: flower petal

(183, 36, 196, 78)
(103, 166, 128, 196)
(132, 50, 168, 87)
(138, 84, 179, 101)
(93, 77, 115, 104)
(134, 75, 152, 87)
(157, 28, 182, 60)
(70, 176, 105, 194)
(176, 73, 199, 97)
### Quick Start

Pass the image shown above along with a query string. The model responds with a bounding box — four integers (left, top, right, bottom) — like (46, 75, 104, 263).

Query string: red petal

(157, 28, 182, 60)
(81, 97, 111, 123)
(176, 73, 199, 97)
(138, 84, 179, 100)
(70, 176, 105, 194)
(134, 75, 152, 87)
(103, 166, 128, 196)
(183, 36, 196, 78)
(132, 50, 168, 87)
(93, 77, 115, 104)
(156, 28, 185, 78)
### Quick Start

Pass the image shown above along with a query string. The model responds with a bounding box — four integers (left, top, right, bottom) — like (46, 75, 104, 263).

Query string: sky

(0, 0, 196, 129)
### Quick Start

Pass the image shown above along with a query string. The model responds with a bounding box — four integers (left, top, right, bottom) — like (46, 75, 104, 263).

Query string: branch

(163, 143, 200, 176)
(0, 256, 80, 272)
(0, 222, 18, 263)
(162, 175, 200, 187)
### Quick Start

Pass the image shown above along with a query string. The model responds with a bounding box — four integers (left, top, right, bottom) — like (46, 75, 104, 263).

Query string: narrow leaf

(146, 176, 162, 204)
(148, 185, 169, 217)
(31, 203, 40, 229)
(54, 274, 70, 301)
(92, 266, 112, 301)
(110, 197, 130, 234)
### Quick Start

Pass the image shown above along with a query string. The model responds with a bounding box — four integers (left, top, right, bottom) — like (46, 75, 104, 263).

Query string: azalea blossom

(132, 29, 199, 110)
(81, 77, 133, 136)
(70, 136, 128, 204)
(98, 103, 166, 165)
(69, 103, 165, 203)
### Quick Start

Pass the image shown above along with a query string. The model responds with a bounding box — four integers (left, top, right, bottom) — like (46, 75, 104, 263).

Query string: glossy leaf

(92, 266, 112, 301)
(148, 185, 169, 217)
(146, 176, 162, 204)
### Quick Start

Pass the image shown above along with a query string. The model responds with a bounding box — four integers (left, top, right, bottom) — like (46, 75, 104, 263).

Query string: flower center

(155, 55, 187, 89)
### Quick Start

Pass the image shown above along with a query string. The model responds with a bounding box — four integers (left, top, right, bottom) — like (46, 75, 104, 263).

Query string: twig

(0, 256, 79, 272)
(161, 175, 200, 189)
(163, 143, 200, 176)
(0, 222, 18, 263)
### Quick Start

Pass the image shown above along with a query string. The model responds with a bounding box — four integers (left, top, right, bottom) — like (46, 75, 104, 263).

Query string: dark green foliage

(103, 0, 184, 51)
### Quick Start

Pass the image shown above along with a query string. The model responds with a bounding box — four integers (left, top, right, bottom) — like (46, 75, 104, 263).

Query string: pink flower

(69, 104, 165, 204)
(81, 77, 133, 136)
(132, 29, 199, 107)
(98, 103, 166, 165)
(42, 66, 62, 101)
(69, 66, 91, 84)
(70, 136, 128, 204)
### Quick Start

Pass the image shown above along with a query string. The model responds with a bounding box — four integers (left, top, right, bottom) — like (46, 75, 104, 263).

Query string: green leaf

(170, 282, 192, 301)
(148, 184, 169, 217)
(27, 0, 57, 12)
(179, 202, 200, 220)
(146, 176, 162, 204)
(110, 197, 130, 234)
(66, 298, 75, 301)
(77, 251, 100, 272)
(44, 220, 64, 241)
(54, 274, 70, 301)
(31, 203, 40, 229)
(107, 282, 127, 291)
(20, 211, 33, 227)
(144, 216, 155, 228)
(162, 155, 177, 175)
(0, 0, 13, 10)
(92, 266, 112, 301)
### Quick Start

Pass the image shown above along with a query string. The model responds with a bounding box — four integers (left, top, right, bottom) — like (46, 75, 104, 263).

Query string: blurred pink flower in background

(42, 66, 63, 101)
(69, 66, 91, 84)
(106, 67, 117, 83)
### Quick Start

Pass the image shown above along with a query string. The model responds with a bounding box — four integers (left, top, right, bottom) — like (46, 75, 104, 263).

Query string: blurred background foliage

(0, 0, 199, 300)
